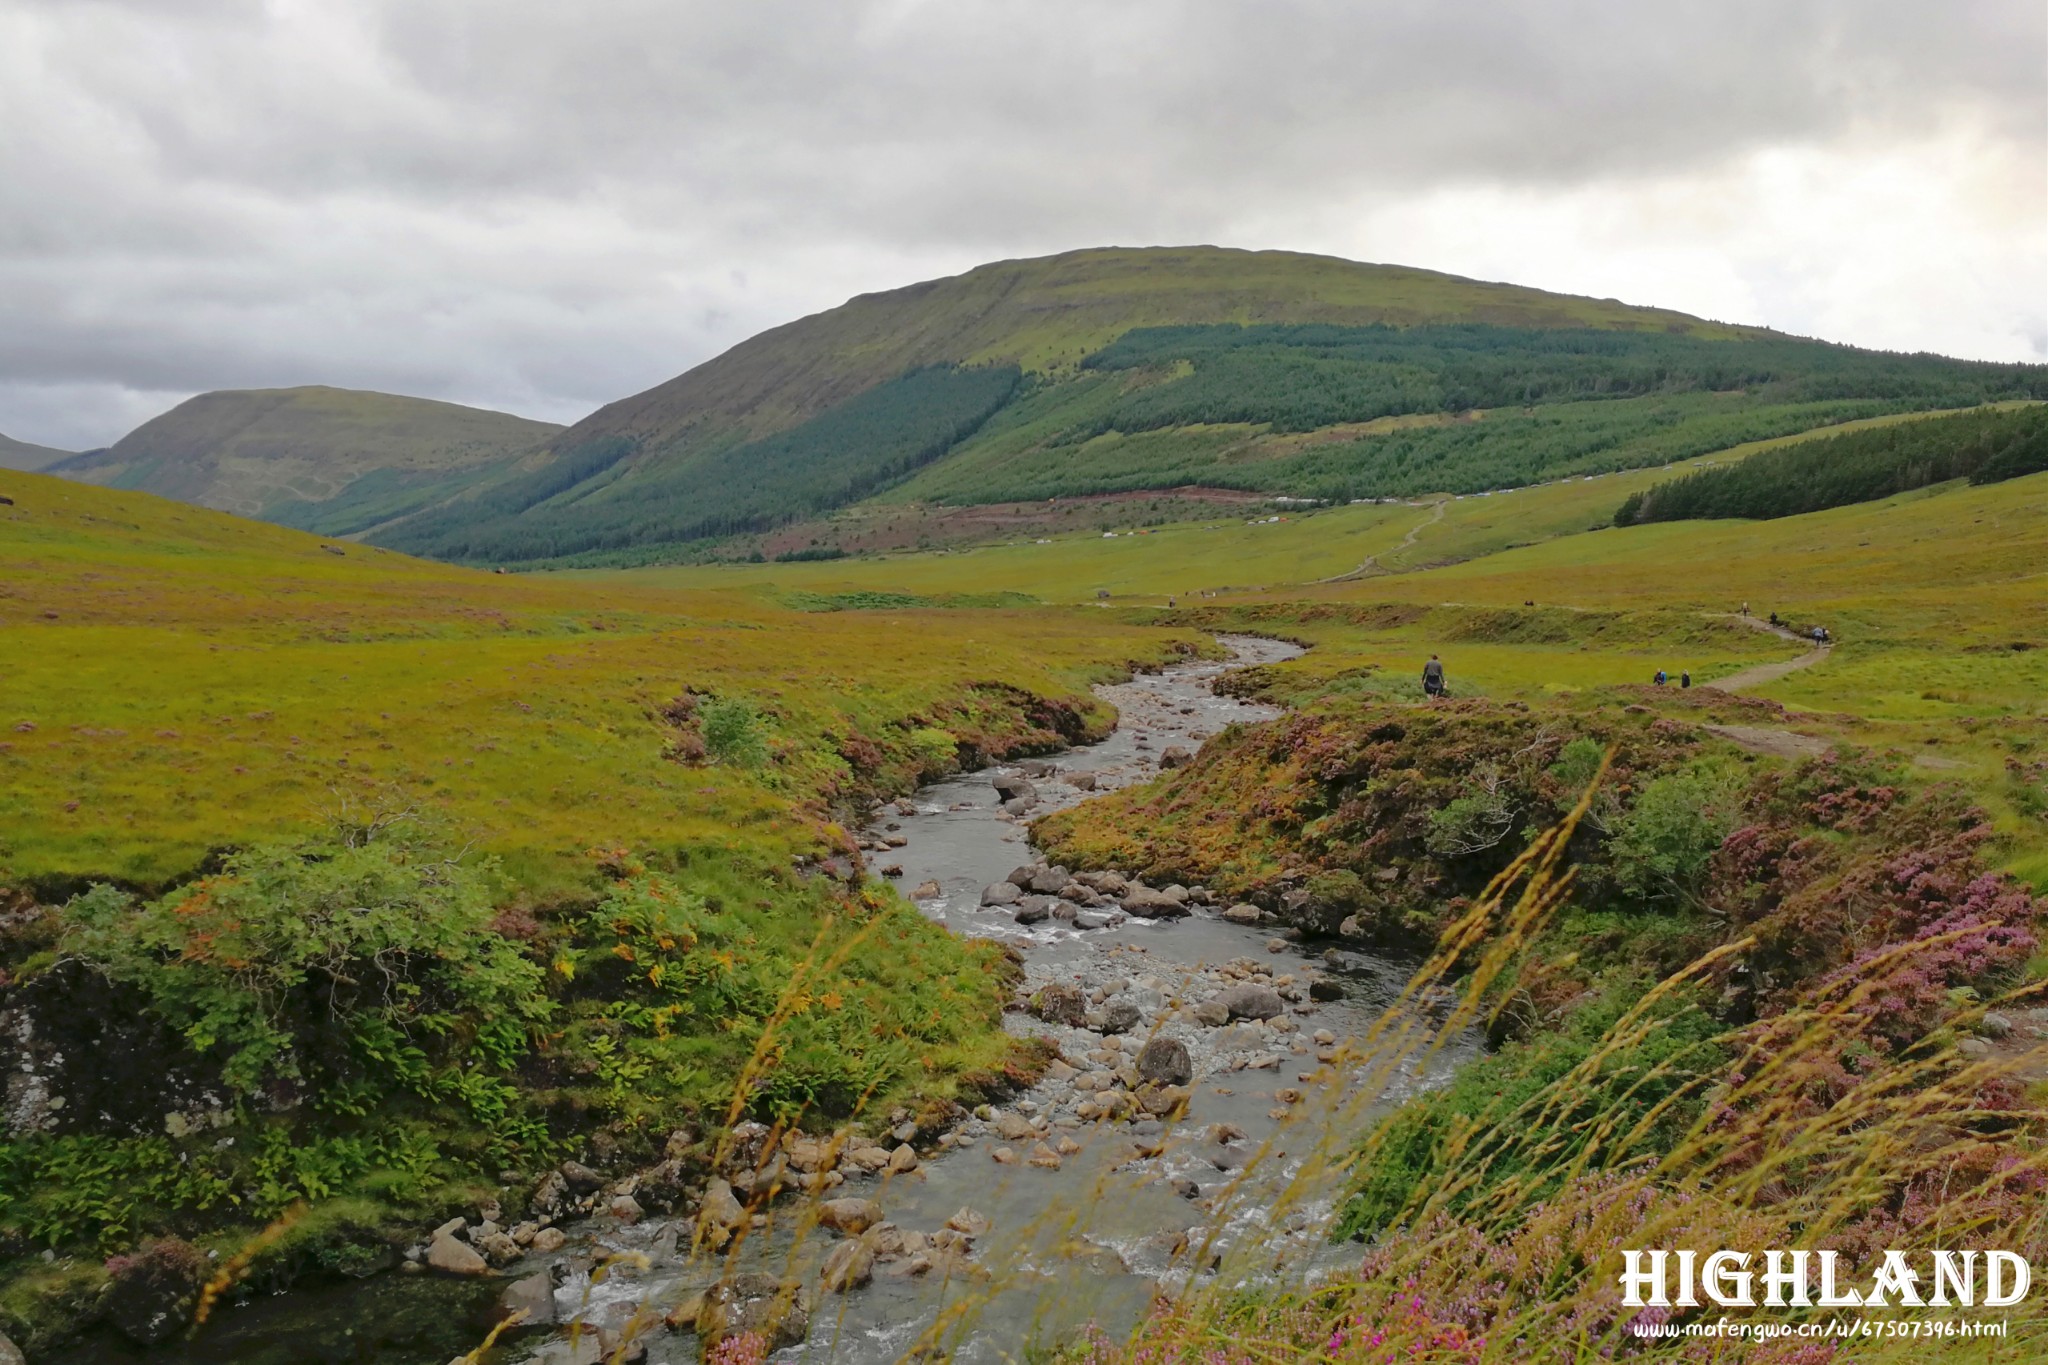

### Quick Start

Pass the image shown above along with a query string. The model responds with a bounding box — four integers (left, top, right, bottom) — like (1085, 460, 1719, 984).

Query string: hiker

(1769, 611, 1781, 628)
(1811, 626, 1824, 645)
(1740, 601, 1750, 617)
(1422, 654, 1446, 699)
(1654, 669, 1668, 686)
(1681, 670, 1692, 689)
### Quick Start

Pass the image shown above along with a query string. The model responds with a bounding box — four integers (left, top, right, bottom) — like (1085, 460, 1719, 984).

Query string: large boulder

(1030, 983, 1089, 1026)
(1013, 899, 1052, 926)
(980, 881, 1022, 907)
(820, 1239, 875, 1293)
(1221, 903, 1264, 925)
(1121, 886, 1188, 919)
(427, 1229, 489, 1276)
(992, 774, 1037, 802)
(1216, 984, 1286, 1020)
(816, 1197, 883, 1235)
(500, 1271, 556, 1327)
(696, 1273, 809, 1354)
(107, 1239, 209, 1344)
(1098, 1002, 1142, 1034)
(0, 1332, 23, 1365)
(1135, 1037, 1193, 1087)
(1026, 866, 1070, 895)
(1158, 745, 1193, 769)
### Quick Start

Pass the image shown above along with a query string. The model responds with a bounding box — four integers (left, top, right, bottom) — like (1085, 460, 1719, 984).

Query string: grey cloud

(0, 0, 2041, 447)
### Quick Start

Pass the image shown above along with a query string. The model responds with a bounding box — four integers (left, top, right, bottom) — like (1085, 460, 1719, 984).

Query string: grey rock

(1221, 903, 1263, 925)
(1192, 999, 1231, 1027)
(817, 1197, 883, 1235)
(992, 774, 1037, 801)
(1073, 912, 1110, 930)
(500, 1271, 556, 1326)
(981, 881, 1022, 907)
(820, 1239, 875, 1293)
(1099, 1002, 1142, 1034)
(1136, 1037, 1193, 1087)
(1308, 978, 1344, 1002)
(1121, 885, 1188, 919)
(1159, 745, 1193, 769)
(1013, 898, 1053, 925)
(559, 1161, 603, 1194)
(1027, 866, 1070, 895)
(427, 1232, 489, 1276)
(696, 1273, 808, 1354)
(1217, 984, 1286, 1020)
(1031, 983, 1089, 1026)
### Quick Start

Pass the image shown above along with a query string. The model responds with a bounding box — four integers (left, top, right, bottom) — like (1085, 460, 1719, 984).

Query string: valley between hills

(2, 247, 2046, 1363)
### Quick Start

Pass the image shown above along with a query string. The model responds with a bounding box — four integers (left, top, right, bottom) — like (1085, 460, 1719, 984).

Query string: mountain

(0, 431, 72, 472)
(49, 385, 562, 537)
(348, 246, 2048, 565)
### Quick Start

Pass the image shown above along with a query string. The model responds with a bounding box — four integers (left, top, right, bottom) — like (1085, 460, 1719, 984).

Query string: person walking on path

(1422, 654, 1447, 699)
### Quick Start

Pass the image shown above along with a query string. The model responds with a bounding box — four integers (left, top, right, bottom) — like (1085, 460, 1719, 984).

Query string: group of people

(1422, 654, 1700, 698)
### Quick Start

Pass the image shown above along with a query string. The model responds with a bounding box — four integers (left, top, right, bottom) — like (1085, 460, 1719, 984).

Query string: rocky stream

(51, 637, 1481, 1365)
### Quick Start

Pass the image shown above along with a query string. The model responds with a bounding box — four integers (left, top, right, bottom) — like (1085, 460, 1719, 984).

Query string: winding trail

(1700, 615, 1836, 757)
(1314, 498, 1445, 583)
(1705, 615, 1831, 693)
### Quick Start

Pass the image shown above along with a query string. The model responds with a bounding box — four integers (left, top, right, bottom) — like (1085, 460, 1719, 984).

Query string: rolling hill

(0, 431, 71, 472)
(366, 246, 2048, 565)
(48, 385, 562, 535)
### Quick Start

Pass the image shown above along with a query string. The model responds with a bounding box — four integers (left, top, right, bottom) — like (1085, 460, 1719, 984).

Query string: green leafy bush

(700, 697, 770, 768)
(60, 834, 551, 1101)
(1607, 763, 1744, 903)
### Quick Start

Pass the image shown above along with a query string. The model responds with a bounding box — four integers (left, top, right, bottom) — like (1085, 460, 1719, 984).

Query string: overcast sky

(3, 0, 2043, 450)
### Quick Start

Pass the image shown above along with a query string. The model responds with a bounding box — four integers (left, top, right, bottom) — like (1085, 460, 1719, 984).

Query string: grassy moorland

(0, 466, 1206, 1347)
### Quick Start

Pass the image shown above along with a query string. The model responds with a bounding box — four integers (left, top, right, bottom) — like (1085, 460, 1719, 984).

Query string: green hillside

(0, 431, 71, 472)
(49, 385, 562, 534)
(368, 247, 2048, 566)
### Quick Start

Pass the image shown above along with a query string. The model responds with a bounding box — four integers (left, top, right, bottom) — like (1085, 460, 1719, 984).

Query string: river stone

(1222, 903, 1263, 925)
(500, 1271, 556, 1326)
(699, 1178, 745, 1233)
(477, 1232, 522, 1266)
(992, 774, 1036, 801)
(1073, 912, 1110, 930)
(1308, 978, 1343, 1001)
(1031, 983, 1088, 1026)
(994, 1111, 1036, 1141)
(1192, 999, 1230, 1027)
(1159, 745, 1192, 769)
(946, 1207, 991, 1238)
(529, 1169, 569, 1216)
(1098, 1002, 1142, 1034)
(1136, 1037, 1193, 1086)
(530, 1226, 567, 1254)
(1002, 797, 1035, 816)
(1121, 886, 1187, 919)
(1027, 866, 1070, 894)
(910, 879, 942, 900)
(820, 1239, 875, 1293)
(1080, 870, 1129, 896)
(696, 1273, 808, 1354)
(980, 881, 1021, 907)
(1006, 864, 1039, 887)
(559, 1161, 603, 1194)
(1217, 984, 1286, 1020)
(1013, 899, 1052, 925)
(817, 1197, 883, 1235)
(427, 1231, 489, 1276)
(888, 1143, 919, 1173)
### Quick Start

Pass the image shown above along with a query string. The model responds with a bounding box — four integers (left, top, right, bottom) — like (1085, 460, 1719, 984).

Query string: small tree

(700, 697, 770, 767)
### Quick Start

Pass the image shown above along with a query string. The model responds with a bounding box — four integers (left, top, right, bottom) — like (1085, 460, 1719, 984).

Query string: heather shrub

(701, 696, 771, 767)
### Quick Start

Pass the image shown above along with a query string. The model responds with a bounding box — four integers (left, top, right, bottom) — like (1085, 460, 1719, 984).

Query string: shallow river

(56, 637, 1479, 1365)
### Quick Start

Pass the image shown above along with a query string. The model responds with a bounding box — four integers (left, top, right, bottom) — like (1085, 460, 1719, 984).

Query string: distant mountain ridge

(51, 385, 561, 536)
(0, 431, 72, 472)
(366, 246, 2048, 565)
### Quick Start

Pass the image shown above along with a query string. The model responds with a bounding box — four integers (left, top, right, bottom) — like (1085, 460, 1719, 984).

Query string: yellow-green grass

(596, 500, 1421, 603)
(0, 468, 1200, 889)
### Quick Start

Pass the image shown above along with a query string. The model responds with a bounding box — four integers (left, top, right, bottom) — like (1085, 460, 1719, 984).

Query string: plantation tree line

(1614, 404, 2048, 526)
(1079, 322, 2048, 434)
(379, 366, 1020, 563)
